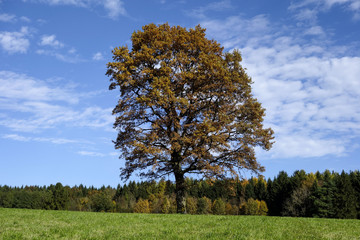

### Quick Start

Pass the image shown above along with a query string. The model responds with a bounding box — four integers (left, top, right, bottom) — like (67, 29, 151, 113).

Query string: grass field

(0, 208, 359, 239)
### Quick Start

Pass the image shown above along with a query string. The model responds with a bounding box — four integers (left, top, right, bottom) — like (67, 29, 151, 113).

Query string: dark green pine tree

(165, 180, 175, 196)
(186, 178, 199, 198)
(236, 178, 244, 200)
(121, 184, 130, 198)
(244, 178, 256, 200)
(136, 182, 149, 200)
(79, 184, 88, 197)
(113, 184, 123, 201)
(52, 182, 69, 210)
(200, 181, 213, 200)
(213, 180, 229, 200)
(266, 178, 273, 213)
(267, 171, 291, 216)
(310, 172, 336, 218)
(290, 170, 307, 192)
(0, 186, 11, 208)
(127, 181, 138, 200)
(254, 178, 267, 201)
(349, 171, 360, 219)
(333, 171, 357, 219)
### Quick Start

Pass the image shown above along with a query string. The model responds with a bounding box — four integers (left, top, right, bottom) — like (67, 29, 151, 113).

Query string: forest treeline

(1, 170, 359, 219)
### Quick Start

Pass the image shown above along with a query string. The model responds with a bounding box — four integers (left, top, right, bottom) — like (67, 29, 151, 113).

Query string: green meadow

(1, 208, 360, 239)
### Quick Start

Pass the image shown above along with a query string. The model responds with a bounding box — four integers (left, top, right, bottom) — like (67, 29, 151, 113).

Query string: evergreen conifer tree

(334, 171, 357, 219)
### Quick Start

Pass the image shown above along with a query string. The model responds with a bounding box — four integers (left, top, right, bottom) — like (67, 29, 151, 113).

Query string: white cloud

(3, 134, 81, 144)
(0, 71, 114, 132)
(104, 0, 126, 19)
(0, 13, 31, 22)
(189, 0, 232, 18)
(36, 49, 83, 63)
(0, 27, 30, 54)
(201, 15, 271, 48)
(350, 0, 360, 9)
(0, 13, 16, 22)
(74, 106, 114, 128)
(201, 14, 360, 159)
(323, 0, 360, 10)
(289, 0, 360, 21)
(40, 137, 78, 144)
(39, 34, 64, 48)
(68, 47, 76, 54)
(77, 151, 106, 157)
(20, 16, 31, 22)
(36, 35, 84, 63)
(304, 26, 325, 36)
(243, 46, 360, 128)
(0, 102, 114, 132)
(24, 0, 126, 19)
(293, 8, 318, 22)
(92, 52, 103, 60)
(77, 150, 118, 157)
(3, 134, 29, 142)
(23, 0, 89, 7)
(266, 135, 346, 158)
(0, 71, 77, 104)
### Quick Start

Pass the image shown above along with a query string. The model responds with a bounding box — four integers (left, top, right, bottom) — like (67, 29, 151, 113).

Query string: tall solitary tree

(106, 23, 274, 213)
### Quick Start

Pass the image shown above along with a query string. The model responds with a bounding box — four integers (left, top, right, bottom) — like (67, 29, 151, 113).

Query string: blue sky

(1, 0, 360, 187)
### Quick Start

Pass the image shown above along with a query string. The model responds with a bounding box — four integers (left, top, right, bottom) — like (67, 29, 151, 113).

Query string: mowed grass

(0, 208, 359, 240)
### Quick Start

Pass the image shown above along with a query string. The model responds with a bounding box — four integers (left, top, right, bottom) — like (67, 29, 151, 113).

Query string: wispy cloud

(289, 0, 360, 21)
(201, 15, 271, 48)
(77, 151, 105, 157)
(3, 134, 29, 142)
(20, 16, 31, 22)
(77, 151, 118, 157)
(0, 103, 114, 132)
(0, 13, 30, 22)
(92, 52, 104, 60)
(292, 8, 318, 23)
(304, 26, 325, 36)
(0, 71, 77, 104)
(0, 27, 30, 54)
(0, 71, 114, 132)
(39, 34, 64, 48)
(23, 0, 91, 7)
(0, 13, 16, 22)
(36, 49, 83, 63)
(104, 0, 126, 19)
(3, 133, 82, 144)
(23, 0, 126, 19)
(188, 0, 232, 19)
(201, 14, 360, 159)
(36, 34, 83, 62)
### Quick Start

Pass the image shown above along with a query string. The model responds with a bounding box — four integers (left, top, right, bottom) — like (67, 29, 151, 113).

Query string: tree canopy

(106, 23, 274, 213)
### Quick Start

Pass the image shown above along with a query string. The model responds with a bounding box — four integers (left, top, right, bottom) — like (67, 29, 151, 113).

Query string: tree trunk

(171, 148, 186, 214)
(175, 170, 186, 214)
(172, 150, 186, 214)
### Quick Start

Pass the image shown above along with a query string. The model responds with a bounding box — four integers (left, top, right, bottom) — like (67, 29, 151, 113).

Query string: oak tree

(107, 23, 274, 213)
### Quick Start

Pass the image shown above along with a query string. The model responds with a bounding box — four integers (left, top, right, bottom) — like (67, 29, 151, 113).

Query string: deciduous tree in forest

(107, 23, 274, 213)
(133, 199, 150, 213)
(212, 198, 226, 215)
